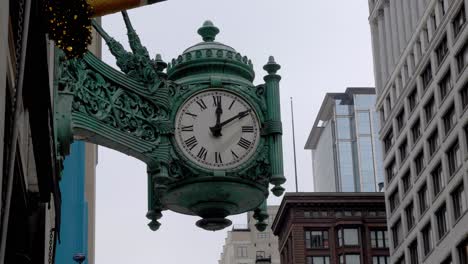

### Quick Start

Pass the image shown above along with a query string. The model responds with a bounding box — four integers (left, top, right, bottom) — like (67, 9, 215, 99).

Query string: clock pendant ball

(175, 89, 260, 170)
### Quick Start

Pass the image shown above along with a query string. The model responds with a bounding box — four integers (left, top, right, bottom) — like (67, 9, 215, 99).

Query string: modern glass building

(305, 88, 384, 192)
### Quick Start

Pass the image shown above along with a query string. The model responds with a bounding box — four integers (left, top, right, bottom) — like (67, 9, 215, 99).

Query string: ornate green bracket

(55, 12, 285, 231)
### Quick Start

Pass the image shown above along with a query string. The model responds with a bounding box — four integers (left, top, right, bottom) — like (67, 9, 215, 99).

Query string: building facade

(305, 88, 384, 192)
(368, 0, 468, 263)
(219, 206, 280, 264)
(272, 193, 389, 264)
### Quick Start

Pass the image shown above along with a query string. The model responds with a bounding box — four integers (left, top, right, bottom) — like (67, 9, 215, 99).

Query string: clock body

(174, 89, 261, 171)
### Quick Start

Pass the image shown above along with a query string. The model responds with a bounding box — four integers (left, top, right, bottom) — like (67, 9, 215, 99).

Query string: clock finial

(198, 20, 220, 42)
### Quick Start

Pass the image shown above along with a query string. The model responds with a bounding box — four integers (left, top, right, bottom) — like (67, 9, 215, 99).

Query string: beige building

(219, 206, 280, 264)
(368, 0, 468, 263)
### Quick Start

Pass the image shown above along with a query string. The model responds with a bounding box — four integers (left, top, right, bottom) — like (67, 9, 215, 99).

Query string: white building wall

(312, 123, 337, 192)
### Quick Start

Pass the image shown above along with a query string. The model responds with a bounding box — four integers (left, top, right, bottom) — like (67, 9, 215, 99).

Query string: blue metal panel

(56, 141, 89, 263)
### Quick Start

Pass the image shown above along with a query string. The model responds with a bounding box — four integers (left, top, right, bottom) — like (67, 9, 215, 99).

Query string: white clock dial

(174, 89, 260, 170)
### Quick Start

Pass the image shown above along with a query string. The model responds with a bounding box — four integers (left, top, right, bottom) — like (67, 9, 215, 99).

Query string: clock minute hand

(210, 109, 251, 136)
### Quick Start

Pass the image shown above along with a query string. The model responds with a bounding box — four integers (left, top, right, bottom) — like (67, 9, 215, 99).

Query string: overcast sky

(95, 1, 375, 263)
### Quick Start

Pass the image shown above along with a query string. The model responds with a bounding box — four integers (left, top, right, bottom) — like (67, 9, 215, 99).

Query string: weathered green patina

(55, 12, 285, 231)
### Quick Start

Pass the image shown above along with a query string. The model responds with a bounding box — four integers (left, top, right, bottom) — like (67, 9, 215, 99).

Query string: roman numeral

(196, 99, 207, 110)
(238, 137, 251, 149)
(185, 112, 197, 118)
(242, 126, 254, 133)
(196, 147, 208, 160)
(184, 136, 198, 150)
(181, 125, 193, 132)
(228, 99, 236, 110)
(215, 152, 223, 164)
(213, 95, 221, 107)
(231, 150, 239, 159)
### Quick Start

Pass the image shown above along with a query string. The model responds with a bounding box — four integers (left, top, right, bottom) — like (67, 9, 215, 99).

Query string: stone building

(368, 0, 468, 263)
(219, 206, 280, 264)
(272, 193, 389, 264)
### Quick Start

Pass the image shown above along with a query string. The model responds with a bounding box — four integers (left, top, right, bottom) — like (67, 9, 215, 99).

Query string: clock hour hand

(210, 109, 251, 137)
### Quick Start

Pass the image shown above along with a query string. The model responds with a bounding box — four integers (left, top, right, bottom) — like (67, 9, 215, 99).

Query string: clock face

(174, 89, 260, 170)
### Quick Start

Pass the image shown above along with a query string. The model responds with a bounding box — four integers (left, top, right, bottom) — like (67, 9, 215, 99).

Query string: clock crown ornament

(55, 13, 285, 232)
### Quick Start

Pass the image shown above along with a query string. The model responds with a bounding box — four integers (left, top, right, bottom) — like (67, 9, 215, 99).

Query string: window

(439, 70, 453, 100)
(443, 105, 456, 133)
(370, 230, 389, 248)
(431, 11, 438, 33)
(447, 140, 461, 176)
(439, 0, 447, 17)
(399, 139, 408, 161)
(385, 158, 396, 183)
(307, 256, 330, 264)
(408, 88, 418, 112)
(421, 223, 433, 256)
(237, 246, 248, 257)
(456, 42, 468, 73)
(384, 129, 394, 153)
(428, 129, 439, 156)
(409, 239, 419, 264)
(385, 94, 392, 112)
(453, 4, 466, 38)
(419, 183, 429, 214)
(372, 256, 389, 264)
(441, 256, 453, 264)
(411, 119, 421, 143)
(452, 183, 467, 220)
(338, 228, 359, 246)
(424, 96, 435, 123)
(436, 203, 449, 239)
(457, 237, 468, 264)
(461, 82, 468, 109)
(436, 36, 449, 66)
(256, 251, 265, 258)
(257, 232, 268, 239)
(391, 219, 403, 248)
(402, 171, 411, 193)
(405, 202, 415, 230)
(339, 254, 360, 264)
(421, 63, 433, 89)
(389, 188, 400, 212)
(414, 151, 424, 175)
(431, 163, 444, 196)
(380, 107, 386, 123)
(305, 230, 329, 249)
(396, 109, 405, 131)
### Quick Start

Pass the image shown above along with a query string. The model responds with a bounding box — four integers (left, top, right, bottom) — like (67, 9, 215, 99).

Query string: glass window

(431, 163, 444, 196)
(345, 255, 360, 264)
(453, 4, 466, 38)
(452, 183, 467, 220)
(461, 82, 468, 109)
(358, 137, 376, 192)
(439, 0, 447, 16)
(391, 219, 402, 248)
(408, 88, 418, 112)
(384, 129, 394, 153)
(428, 129, 440, 156)
(338, 228, 360, 246)
(405, 202, 415, 230)
(422, 223, 433, 256)
(409, 239, 419, 264)
(414, 151, 424, 175)
(447, 140, 461, 176)
(457, 237, 468, 264)
(443, 105, 456, 133)
(424, 96, 435, 123)
(421, 63, 433, 89)
(237, 246, 248, 257)
(389, 188, 400, 212)
(338, 142, 356, 192)
(399, 138, 408, 162)
(336, 117, 352, 139)
(436, 35, 449, 66)
(256, 251, 265, 258)
(411, 119, 421, 143)
(307, 256, 330, 264)
(396, 109, 405, 131)
(335, 99, 351, 115)
(385, 158, 396, 183)
(436, 203, 449, 240)
(357, 111, 371, 134)
(354, 94, 376, 109)
(456, 42, 468, 73)
(402, 171, 411, 193)
(370, 230, 388, 248)
(439, 70, 453, 100)
(441, 256, 453, 264)
(419, 183, 429, 214)
(305, 230, 329, 249)
(372, 256, 389, 264)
